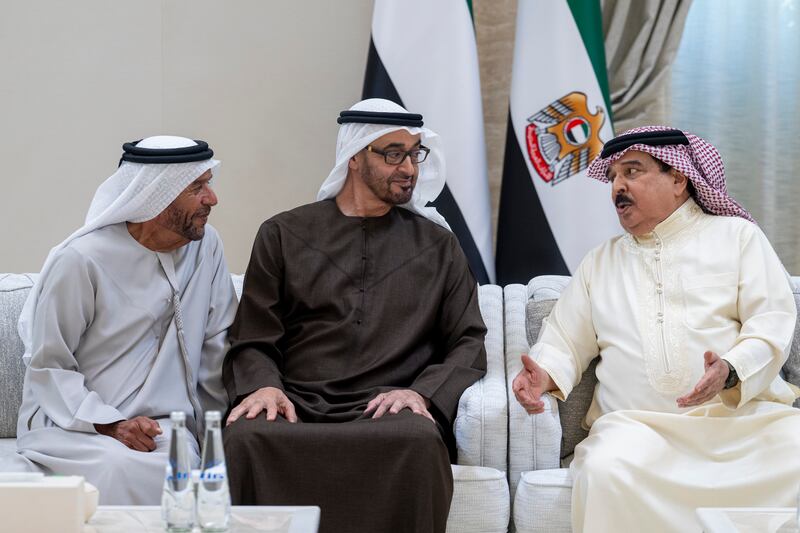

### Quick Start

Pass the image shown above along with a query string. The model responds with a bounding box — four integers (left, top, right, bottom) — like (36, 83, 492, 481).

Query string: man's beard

(362, 162, 416, 205)
(164, 204, 210, 241)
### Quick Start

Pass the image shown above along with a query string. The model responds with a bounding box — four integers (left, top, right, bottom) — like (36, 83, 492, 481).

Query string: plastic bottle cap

(170, 411, 186, 422)
(205, 410, 222, 422)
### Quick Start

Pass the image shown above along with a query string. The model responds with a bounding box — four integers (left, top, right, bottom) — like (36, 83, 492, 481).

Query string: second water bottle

(197, 410, 231, 531)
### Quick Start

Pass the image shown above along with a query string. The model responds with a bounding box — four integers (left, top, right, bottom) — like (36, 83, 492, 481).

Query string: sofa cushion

(513, 468, 572, 533)
(524, 298, 554, 349)
(447, 464, 510, 533)
(0, 274, 37, 438)
(526, 298, 598, 459)
(783, 290, 800, 407)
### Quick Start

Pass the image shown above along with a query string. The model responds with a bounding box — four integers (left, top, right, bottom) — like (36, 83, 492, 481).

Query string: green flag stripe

(566, 0, 613, 125)
(466, 0, 473, 20)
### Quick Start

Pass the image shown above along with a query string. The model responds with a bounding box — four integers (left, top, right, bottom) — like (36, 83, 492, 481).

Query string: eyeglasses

(366, 144, 430, 165)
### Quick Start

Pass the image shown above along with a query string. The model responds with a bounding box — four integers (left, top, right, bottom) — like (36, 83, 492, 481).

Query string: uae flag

(495, 0, 619, 284)
(364, 0, 494, 284)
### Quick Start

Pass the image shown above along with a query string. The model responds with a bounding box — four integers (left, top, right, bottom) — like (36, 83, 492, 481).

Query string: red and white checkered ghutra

(586, 125, 754, 223)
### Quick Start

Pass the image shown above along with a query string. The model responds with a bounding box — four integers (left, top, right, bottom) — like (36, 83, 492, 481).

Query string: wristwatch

(723, 360, 739, 389)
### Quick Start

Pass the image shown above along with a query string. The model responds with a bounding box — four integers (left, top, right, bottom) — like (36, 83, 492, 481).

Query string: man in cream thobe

(513, 126, 800, 532)
(8, 136, 237, 505)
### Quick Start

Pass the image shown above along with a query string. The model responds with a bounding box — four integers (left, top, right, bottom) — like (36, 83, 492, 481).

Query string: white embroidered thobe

(11, 223, 237, 504)
(533, 198, 800, 532)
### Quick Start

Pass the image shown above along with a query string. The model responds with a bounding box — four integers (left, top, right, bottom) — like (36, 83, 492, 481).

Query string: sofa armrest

(504, 284, 562, 500)
(455, 284, 508, 475)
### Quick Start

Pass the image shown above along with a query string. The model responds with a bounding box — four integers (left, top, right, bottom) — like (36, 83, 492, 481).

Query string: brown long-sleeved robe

(222, 200, 487, 533)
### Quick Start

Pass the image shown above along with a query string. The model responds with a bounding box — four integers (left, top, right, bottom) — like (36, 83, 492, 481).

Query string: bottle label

(200, 464, 226, 481)
(166, 471, 191, 481)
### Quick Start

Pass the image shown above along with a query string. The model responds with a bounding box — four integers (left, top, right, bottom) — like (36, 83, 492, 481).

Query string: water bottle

(161, 411, 195, 532)
(197, 410, 231, 531)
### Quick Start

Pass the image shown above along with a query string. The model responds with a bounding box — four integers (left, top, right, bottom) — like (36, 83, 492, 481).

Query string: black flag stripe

(429, 187, 490, 285)
(362, 38, 490, 285)
(496, 112, 569, 285)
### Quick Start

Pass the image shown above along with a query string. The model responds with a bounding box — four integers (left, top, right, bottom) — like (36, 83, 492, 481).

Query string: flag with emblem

(496, 0, 619, 284)
(363, 0, 494, 284)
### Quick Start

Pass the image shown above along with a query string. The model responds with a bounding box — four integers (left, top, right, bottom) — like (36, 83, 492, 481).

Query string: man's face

(357, 130, 422, 206)
(607, 151, 687, 236)
(156, 170, 217, 241)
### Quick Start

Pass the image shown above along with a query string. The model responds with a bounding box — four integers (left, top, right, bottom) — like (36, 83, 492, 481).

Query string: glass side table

(85, 505, 320, 533)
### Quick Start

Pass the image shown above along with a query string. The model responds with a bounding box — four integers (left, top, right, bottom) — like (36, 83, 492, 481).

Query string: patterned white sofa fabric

(448, 464, 511, 533)
(0, 273, 509, 532)
(503, 283, 561, 507)
(513, 468, 572, 533)
(509, 275, 800, 533)
(0, 274, 37, 438)
(457, 285, 508, 473)
(447, 284, 510, 533)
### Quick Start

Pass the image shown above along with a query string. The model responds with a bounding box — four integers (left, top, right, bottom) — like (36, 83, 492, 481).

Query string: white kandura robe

(533, 198, 800, 532)
(11, 223, 238, 505)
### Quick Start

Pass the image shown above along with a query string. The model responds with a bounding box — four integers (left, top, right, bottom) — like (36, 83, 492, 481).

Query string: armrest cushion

(504, 284, 561, 499)
(455, 284, 508, 474)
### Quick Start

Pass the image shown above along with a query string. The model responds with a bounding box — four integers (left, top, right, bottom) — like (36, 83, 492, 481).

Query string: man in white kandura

(513, 126, 800, 532)
(6, 136, 238, 505)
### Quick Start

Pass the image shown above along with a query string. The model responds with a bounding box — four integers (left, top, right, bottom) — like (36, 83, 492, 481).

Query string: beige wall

(1, 1, 525, 275)
(0, 1, 374, 274)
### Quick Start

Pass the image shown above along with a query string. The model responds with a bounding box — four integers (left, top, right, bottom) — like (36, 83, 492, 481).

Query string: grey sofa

(7, 270, 798, 532)
(0, 273, 510, 533)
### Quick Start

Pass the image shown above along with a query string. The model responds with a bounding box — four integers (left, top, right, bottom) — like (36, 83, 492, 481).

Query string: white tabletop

(696, 507, 797, 533)
(85, 505, 320, 533)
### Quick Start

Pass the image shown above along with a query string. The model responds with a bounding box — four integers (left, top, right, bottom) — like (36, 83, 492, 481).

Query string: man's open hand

(95, 416, 162, 452)
(364, 389, 435, 423)
(676, 351, 730, 408)
(512, 355, 555, 415)
(226, 386, 298, 426)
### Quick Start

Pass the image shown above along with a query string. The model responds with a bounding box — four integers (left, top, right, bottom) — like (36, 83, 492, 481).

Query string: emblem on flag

(525, 92, 606, 185)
